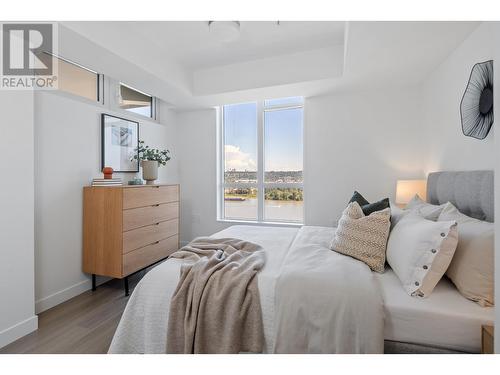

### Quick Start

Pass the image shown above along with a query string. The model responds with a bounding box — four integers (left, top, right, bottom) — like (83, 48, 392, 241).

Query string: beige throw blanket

(166, 237, 266, 354)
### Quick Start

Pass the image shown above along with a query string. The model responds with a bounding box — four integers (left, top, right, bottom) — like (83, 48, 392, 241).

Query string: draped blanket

(166, 237, 266, 354)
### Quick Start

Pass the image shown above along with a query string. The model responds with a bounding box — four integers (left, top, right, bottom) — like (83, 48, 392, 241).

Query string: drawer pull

(152, 204, 160, 207)
(153, 240, 160, 245)
(155, 222, 160, 225)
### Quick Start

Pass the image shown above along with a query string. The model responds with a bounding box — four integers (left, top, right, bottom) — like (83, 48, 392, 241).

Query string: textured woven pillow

(330, 202, 391, 273)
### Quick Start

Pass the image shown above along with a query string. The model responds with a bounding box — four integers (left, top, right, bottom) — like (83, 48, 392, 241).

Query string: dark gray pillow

(349, 191, 390, 216)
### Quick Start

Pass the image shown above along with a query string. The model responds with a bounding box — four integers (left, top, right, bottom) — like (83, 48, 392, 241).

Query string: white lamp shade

(396, 180, 427, 205)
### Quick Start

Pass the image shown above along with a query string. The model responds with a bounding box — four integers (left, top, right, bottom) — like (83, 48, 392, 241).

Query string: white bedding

(375, 269, 494, 353)
(109, 225, 384, 353)
(273, 226, 384, 353)
(109, 224, 492, 354)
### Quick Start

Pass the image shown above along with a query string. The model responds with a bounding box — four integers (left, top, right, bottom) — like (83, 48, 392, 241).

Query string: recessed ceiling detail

(61, 21, 480, 108)
(208, 21, 241, 43)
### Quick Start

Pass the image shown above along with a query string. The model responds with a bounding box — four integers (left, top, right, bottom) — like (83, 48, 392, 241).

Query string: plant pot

(141, 160, 158, 185)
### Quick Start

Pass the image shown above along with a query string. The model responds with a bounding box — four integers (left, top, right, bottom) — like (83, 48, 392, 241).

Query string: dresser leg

(92, 274, 96, 291)
(124, 277, 129, 297)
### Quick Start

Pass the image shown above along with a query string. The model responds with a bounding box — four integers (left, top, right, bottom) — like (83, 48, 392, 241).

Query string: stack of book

(91, 178, 122, 187)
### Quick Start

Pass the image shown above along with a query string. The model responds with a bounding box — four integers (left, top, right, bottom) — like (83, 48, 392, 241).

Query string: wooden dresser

(83, 184, 180, 295)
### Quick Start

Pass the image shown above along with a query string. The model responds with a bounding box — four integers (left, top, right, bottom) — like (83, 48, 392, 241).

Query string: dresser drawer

(123, 219, 178, 254)
(123, 202, 178, 231)
(123, 185, 179, 209)
(123, 235, 179, 276)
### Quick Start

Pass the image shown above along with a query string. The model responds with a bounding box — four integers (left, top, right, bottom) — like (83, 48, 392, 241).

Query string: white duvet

(108, 225, 384, 354)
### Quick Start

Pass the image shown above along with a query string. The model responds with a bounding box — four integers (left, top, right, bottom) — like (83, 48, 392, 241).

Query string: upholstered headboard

(427, 171, 494, 222)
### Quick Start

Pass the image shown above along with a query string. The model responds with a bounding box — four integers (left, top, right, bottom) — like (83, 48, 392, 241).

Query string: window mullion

(257, 101, 264, 222)
(219, 107, 225, 220)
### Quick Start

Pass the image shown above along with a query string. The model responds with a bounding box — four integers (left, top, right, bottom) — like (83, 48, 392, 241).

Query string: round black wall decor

(460, 60, 494, 140)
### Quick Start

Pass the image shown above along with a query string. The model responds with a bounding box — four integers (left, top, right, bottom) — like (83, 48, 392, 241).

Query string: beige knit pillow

(330, 202, 391, 273)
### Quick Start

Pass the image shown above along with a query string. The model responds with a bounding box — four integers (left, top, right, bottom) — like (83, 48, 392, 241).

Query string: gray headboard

(427, 171, 494, 222)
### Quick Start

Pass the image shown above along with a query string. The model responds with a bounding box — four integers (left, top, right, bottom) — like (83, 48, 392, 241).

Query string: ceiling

(134, 21, 345, 69)
(343, 21, 481, 88)
(63, 21, 345, 70)
(61, 21, 480, 108)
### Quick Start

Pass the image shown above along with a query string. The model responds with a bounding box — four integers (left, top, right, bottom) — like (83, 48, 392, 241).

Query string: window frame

(38, 54, 163, 124)
(218, 98, 304, 225)
(42, 51, 104, 104)
(118, 82, 157, 120)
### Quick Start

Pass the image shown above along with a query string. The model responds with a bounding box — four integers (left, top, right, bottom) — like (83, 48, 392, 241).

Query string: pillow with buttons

(386, 212, 458, 297)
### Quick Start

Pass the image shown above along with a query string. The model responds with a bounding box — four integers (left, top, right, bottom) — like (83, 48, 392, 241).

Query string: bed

(109, 171, 494, 354)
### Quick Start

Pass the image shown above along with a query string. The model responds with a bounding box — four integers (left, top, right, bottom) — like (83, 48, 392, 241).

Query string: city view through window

(222, 97, 303, 223)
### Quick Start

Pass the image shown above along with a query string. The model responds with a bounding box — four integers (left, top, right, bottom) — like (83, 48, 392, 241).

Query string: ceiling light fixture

(208, 21, 241, 43)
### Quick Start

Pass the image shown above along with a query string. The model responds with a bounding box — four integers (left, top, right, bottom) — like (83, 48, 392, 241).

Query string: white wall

(495, 41, 500, 356)
(34, 91, 178, 313)
(0, 90, 38, 348)
(421, 23, 495, 173)
(420, 22, 499, 351)
(176, 109, 232, 243)
(489, 21, 500, 354)
(304, 89, 424, 226)
(176, 87, 425, 240)
(30, 25, 181, 314)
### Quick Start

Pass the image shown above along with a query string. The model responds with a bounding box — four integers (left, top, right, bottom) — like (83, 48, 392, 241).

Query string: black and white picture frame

(101, 114, 139, 172)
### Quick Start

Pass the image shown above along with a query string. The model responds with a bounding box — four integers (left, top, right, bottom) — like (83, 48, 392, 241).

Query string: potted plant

(132, 140, 171, 185)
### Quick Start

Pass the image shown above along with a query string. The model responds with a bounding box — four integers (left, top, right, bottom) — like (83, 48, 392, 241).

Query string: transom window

(119, 83, 155, 118)
(219, 97, 304, 224)
(39, 52, 101, 102)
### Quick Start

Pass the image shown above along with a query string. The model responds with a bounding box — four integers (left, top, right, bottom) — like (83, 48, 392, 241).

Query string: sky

(224, 101, 303, 172)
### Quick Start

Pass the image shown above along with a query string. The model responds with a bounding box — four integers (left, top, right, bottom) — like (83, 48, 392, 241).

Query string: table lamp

(396, 179, 427, 207)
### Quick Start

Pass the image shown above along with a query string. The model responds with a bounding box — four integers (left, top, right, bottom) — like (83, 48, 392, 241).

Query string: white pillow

(405, 194, 448, 221)
(438, 203, 494, 307)
(386, 213, 458, 297)
(389, 200, 405, 230)
(389, 197, 449, 231)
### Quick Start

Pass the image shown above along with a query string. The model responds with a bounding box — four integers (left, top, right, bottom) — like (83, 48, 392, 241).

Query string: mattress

(110, 224, 494, 354)
(109, 225, 384, 353)
(375, 269, 494, 353)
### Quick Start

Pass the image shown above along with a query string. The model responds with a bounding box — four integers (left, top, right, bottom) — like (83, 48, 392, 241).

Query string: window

(119, 83, 154, 118)
(39, 52, 100, 102)
(219, 97, 304, 223)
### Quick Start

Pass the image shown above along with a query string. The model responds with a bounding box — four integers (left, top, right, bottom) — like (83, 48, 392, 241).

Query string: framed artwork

(460, 60, 494, 140)
(101, 114, 139, 172)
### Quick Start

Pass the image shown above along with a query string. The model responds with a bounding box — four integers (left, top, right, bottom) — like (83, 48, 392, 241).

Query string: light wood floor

(0, 274, 144, 354)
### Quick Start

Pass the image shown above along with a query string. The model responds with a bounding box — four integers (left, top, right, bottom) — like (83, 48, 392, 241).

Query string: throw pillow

(331, 202, 391, 273)
(386, 213, 458, 297)
(405, 194, 448, 221)
(349, 191, 390, 216)
(439, 203, 494, 307)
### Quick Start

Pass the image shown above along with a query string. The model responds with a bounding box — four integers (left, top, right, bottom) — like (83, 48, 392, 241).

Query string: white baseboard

(0, 315, 38, 349)
(35, 276, 110, 314)
(35, 279, 91, 314)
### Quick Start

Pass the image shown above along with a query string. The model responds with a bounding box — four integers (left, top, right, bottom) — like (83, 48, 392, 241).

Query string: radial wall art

(460, 60, 494, 140)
